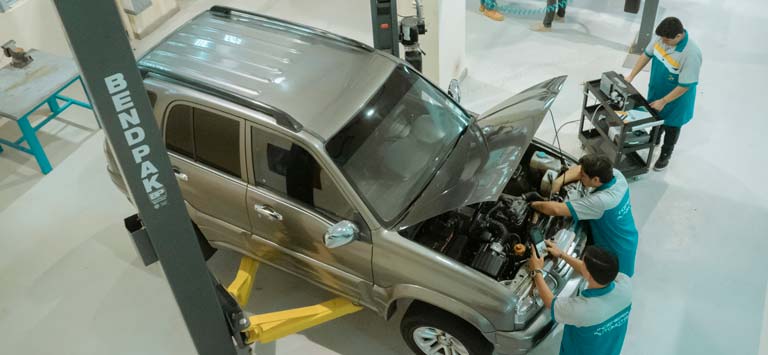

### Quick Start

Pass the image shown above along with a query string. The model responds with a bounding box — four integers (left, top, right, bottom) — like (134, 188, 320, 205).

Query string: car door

(162, 101, 250, 250)
(244, 123, 373, 300)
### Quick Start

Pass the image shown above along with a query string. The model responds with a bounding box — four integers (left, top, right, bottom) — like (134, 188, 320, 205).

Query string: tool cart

(578, 71, 664, 178)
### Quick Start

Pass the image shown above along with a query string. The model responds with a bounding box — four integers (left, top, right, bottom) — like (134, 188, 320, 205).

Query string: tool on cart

(599, 71, 643, 112)
(2, 40, 33, 68)
(579, 71, 664, 178)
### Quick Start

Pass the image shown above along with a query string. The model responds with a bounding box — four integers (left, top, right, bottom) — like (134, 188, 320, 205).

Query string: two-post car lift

(48, 0, 410, 354)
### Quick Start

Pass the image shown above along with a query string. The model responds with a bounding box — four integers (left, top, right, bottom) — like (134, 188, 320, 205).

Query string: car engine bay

(401, 149, 583, 282)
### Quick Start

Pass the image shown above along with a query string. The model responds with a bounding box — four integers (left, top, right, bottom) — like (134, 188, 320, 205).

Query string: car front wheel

(401, 302, 492, 355)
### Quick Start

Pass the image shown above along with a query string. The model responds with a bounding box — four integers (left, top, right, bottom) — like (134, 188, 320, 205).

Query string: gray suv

(106, 7, 587, 355)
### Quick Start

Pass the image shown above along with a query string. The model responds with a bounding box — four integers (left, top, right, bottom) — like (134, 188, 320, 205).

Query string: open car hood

(396, 75, 567, 229)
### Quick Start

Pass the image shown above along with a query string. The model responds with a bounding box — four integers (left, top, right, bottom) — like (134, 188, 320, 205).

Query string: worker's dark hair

(578, 154, 614, 183)
(582, 246, 619, 285)
(655, 17, 685, 38)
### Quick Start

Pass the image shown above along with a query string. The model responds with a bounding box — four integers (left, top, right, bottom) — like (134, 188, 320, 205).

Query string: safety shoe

(482, 8, 505, 21)
(530, 23, 552, 32)
(653, 156, 670, 171)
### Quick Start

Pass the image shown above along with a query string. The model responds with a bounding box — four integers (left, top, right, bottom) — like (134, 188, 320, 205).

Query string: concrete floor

(1, 0, 767, 354)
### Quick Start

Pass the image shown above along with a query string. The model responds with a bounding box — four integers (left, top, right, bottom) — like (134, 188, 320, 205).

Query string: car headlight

(513, 272, 558, 326)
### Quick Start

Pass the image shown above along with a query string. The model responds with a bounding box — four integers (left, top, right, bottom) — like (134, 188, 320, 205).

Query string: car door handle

(172, 167, 188, 182)
(254, 204, 283, 221)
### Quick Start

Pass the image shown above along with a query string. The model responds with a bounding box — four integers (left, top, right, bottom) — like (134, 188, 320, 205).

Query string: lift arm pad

(245, 297, 363, 344)
(227, 257, 260, 307)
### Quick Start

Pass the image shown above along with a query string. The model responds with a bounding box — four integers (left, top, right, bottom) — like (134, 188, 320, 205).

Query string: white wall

(438, 0, 467, 87)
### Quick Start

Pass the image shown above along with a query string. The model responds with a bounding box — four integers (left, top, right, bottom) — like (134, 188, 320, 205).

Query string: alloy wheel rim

(412, 326, 470, 355)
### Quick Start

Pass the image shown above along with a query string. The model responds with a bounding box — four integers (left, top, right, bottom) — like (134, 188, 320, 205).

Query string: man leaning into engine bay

(529, 241, 632, 355)
(527, 154, 639, 277)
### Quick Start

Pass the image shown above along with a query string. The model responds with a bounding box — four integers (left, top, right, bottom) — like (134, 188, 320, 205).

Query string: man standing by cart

(626, 17, 702, 171)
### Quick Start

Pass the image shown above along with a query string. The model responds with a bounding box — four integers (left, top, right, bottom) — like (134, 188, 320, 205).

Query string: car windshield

(326, 66, 471, 224)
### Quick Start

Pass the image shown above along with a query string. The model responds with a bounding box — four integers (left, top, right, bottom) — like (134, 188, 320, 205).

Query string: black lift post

(629, 0, 661, 55)
(52, 1, 248, 354)
(370, 0, 399, 56)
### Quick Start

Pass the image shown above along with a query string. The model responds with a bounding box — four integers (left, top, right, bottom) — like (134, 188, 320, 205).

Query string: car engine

(408, 194, 571, 280)
(400, 148, 586, 281)
(405, 192, 574, 281)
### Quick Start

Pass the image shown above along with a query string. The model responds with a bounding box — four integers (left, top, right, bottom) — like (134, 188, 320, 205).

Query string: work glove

(523, 192, 545, 202)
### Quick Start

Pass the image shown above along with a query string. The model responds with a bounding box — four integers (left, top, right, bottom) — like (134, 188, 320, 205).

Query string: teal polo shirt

(644, 31, 703, 127)
(552, 273, 633, 355)
(565, 169, 639, 276)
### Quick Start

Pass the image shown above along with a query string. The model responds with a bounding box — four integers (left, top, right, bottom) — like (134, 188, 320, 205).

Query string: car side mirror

(324, 221, 359, 249)
(448, 79, 461, 103)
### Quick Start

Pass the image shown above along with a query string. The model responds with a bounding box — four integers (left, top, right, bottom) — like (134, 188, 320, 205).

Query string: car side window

(164, 103, 241, 178)
(165, 105, 194, 159)
(251, 126, 355, 221)
(194, 109, 240, 177)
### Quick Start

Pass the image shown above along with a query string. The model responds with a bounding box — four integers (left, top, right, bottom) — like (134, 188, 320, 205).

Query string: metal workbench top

(0, 49, 80, 121)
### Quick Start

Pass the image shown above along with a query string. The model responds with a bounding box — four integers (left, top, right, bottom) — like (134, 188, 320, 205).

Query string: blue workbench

(0, 49, 94, 174)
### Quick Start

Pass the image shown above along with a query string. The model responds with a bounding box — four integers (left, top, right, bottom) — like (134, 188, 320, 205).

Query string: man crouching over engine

(527, 154, 639, 277)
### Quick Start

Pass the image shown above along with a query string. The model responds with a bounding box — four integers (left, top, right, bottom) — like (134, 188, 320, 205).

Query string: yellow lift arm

(225, 256, 363, 345)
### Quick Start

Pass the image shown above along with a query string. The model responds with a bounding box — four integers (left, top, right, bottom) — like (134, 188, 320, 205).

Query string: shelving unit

(578, 77, 663, 178)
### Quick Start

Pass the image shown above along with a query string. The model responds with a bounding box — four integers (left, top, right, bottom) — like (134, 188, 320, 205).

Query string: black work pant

(543, 0, 567, 27)
(654, 125, 682, 158)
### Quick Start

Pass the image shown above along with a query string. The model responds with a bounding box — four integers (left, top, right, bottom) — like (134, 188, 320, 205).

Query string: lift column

(52, 1, 246, 354)
(630, 0, 661, 54)
(370, 0, 399, 56)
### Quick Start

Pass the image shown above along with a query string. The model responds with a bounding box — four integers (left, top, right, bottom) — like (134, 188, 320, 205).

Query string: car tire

(400, 302, 492, 355)
(193, 224, 217, 261)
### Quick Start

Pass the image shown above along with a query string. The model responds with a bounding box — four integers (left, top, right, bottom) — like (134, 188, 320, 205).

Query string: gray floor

(1, 0, 767, 354)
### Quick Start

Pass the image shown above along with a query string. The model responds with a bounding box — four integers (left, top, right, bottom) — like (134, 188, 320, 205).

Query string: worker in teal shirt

(479, 0, 504, 21)
(529, 243, 632, 355)
(627, 17, 703, 171)
(529, 154, 639, 277)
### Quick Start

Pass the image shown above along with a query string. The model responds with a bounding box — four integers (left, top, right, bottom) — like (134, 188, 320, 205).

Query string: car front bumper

(492, 270, 584, 355)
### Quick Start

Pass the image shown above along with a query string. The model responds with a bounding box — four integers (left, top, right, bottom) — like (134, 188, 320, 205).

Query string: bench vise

(2, 40, 34, 68)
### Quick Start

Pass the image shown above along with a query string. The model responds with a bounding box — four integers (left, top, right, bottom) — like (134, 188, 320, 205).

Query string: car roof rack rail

(140, 66, 303, 133)
(209, 5, 374, 53)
